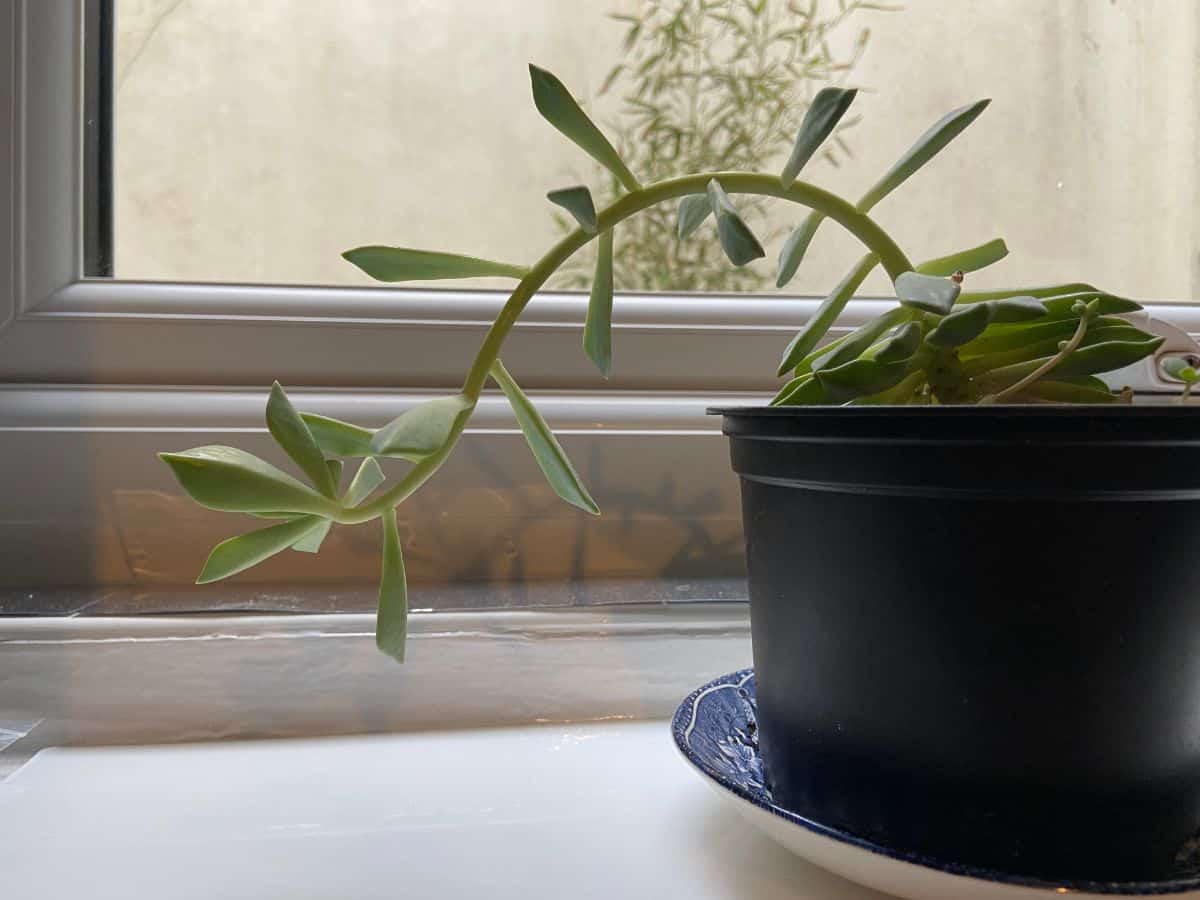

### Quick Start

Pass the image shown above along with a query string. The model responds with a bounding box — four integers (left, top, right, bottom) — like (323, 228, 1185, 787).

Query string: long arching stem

(335, 171, 913, 525)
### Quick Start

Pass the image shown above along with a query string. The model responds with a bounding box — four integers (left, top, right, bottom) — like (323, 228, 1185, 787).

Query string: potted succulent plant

(159, 67, 1200, 884)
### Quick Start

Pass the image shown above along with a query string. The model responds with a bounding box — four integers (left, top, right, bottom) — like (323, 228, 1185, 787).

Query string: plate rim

(671, 668, 1200, 897)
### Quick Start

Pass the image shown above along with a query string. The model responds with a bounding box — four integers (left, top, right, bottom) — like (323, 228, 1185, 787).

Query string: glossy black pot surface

(716, 405, 1200, 882)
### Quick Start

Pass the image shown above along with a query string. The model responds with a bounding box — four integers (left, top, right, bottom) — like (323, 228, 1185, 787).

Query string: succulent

(160, 65, 1164, 661)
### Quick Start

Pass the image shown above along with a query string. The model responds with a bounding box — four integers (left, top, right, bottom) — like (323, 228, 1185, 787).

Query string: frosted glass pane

(112, 1, 1200, 301)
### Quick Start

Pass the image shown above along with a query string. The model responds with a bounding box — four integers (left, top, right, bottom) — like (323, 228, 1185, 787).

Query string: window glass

(105, 1, 1199, 301)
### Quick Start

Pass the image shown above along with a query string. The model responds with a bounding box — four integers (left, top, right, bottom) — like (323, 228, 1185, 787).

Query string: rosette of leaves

(161, 64, 1162, 664)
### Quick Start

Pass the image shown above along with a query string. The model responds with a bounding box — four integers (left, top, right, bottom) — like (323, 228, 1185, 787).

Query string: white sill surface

(0, 722, 887, 900)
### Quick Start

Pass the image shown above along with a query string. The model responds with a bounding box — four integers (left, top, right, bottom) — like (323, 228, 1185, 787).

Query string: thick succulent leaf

(857, 99, 991, 212)
(266, 382, 337, 498)
(326, 459, 344, 488)
(1040, 291, 1141, 318)
(370, 395, 473, 460)
(529, 64, 640, 192)
(896, 271, 961, 315)
(780, 87, 857, 187)
(961, 324, 1154, 375)
(490, 359, 599, 514)
(1054, 337, 1165, 375)
(815, 358, 910, 403)
(707, 180, 765, 266)
(676, 195, 712, 240)
(986, 296, 1046, 323)
(300, 413, 375, 458)
(196, 516, 325, 584)
(776, 212, 824, 289)
(547, 186, 598, 234)
(376, 509, 408, 664)
(1011, 381, 1119, 404)
(812, 307, 908, 371)
(1162, 356, 1200, 383)
(784, 332, 852, 379)
(960, 315, 1129, 357)
(292, 519, 332, 554)
(776, 252, 876, 375)
(583, 229, 614, 376)
(916, 238, 1008, 277)
(873, 321, 924, 363)
(847, 370, 928, 405)
(344, 457, 385, 507)
(343, 246, 528, 282)
(160, 446, 336, 516)
(926, 302, 992, 348)
(770, 373, 827, 406)
(982, 337, 1165, 385)
(958, 283, 1097, 304)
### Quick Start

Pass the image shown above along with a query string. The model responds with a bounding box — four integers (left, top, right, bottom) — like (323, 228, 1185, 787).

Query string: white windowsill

(0, 602, 886, 899)
(0, 602, 753, 769)
(0, 720, 879, 900)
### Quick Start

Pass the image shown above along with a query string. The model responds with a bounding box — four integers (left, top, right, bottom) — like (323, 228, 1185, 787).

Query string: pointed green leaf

(986, 296, 1046, 323)
(343, 246, 529, 283)
(677, 195, 712, 240)
(815, 358, 910, 403)
(370, 395, 473, 460)
(847, 370, 928, 405)
(959, 283, 1098, 304)
(781, 87, 857, 187)
(896, 271, 961, 315)
(160, 446, 337, 516)
(1162, 357, 1200, 384)
(858, 99, 991, 212)
(1040, 291, 1142, 318)
(873, 321, 924, 363)
(961, 323, 1154, 375)
(528, 64, 641, 193)
(1052, 337, 1164, 375)
(926, 302, 992, 348)
(196, 516, 325, 584)
(345, 457, 385, 507)
(770, 373, 827, 406)
(784, 332, 853, 379)
(915, 238, 1008, 277)
(266, 382, 337, 498)
(777, 252, 877, 375)
(547, 186, 598, 234)
(490, 359, 599, 515)
(376, 509, 408, 664)
(292, 519, 332, 554)
(981, 337, 1165, 385)
(326, 459, 343, 488)
(300, 413, 375, 458)
(776, 212, 823, 288)
(707, 179, 764, 267)
(1012, 381, 1119, 404)
(584, 229, 614, 376)
(812, 307, 909, 371)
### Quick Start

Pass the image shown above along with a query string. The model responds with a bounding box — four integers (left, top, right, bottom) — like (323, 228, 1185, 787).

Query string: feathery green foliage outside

(555, 0, 894, 292)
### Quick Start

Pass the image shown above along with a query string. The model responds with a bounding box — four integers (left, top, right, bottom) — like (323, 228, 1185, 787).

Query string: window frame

(5, 0, 1200, 388)
(1, 1, 1198, 595)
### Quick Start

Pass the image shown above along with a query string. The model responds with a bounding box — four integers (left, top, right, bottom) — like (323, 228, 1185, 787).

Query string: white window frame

(1, 1, 1199, 595)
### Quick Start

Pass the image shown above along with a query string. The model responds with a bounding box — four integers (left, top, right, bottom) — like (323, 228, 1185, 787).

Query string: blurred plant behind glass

(553, 0, 898, 292)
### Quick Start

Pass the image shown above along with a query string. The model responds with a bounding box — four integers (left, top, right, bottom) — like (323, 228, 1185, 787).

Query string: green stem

(982, 314, 1091, 404)
(338, 171, 913, 524)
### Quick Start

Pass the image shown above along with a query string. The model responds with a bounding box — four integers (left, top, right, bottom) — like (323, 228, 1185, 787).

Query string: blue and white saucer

(671, 669, 1200, 900)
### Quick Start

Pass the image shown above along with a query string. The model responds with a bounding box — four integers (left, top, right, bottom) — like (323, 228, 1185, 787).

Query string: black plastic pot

(715, 405, 1200, 882)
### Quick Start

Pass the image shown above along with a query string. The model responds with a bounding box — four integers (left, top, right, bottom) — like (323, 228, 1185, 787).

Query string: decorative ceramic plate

(671, 669, 1200, 900)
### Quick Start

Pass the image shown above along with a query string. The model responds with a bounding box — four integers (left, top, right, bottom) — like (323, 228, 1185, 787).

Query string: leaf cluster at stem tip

(161, 61, 1166, 664)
